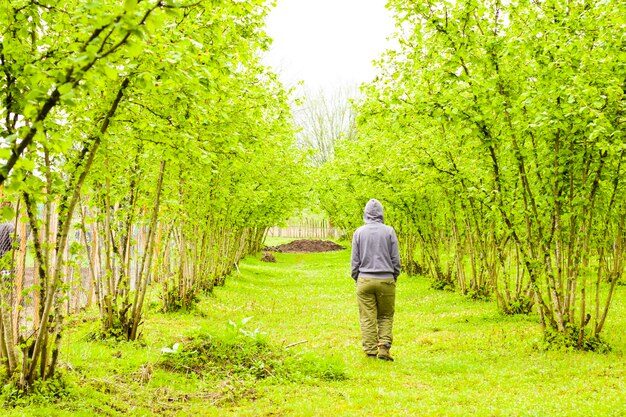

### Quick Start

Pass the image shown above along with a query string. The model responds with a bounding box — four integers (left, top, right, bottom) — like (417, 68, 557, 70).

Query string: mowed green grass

(186, 249, 626, 417)
(6, 241, 626, 416)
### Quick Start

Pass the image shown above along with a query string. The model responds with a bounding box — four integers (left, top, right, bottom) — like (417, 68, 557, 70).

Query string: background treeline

(318, 0, 625, 350)
(0, 0, 306, 391)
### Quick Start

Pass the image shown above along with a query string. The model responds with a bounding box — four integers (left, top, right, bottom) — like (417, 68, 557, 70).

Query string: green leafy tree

(321, 0, 625, 349)
(0, 0, 307, 391)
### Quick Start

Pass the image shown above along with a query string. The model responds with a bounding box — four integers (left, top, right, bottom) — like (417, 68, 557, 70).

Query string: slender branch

(0, 89, 61, 185)
(97, 1, 163, 61)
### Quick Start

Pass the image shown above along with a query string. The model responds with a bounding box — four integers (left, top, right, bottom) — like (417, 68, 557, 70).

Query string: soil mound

(260, 251, 277, 262)
(265, 239, 345, 253)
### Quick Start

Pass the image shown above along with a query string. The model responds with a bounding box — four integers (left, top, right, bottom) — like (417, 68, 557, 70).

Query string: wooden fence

(266, 218, 341, 239)
(4, 213, 339, 340)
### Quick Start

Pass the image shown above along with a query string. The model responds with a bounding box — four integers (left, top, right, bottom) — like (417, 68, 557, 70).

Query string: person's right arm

(351, 231, 360, 282)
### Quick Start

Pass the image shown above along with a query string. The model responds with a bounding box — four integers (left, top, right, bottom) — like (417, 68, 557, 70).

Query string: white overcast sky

(262, 0, 396, 93)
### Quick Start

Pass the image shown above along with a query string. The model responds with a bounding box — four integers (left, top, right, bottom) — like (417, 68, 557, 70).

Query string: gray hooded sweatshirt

(351, 199, 401, 281)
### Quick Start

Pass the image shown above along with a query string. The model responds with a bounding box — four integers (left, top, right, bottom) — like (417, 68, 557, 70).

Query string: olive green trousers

(356, 277, 396, 355)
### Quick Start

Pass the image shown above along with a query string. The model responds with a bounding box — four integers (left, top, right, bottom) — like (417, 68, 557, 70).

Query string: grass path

(181, 248, 626, 416)
(6, 244, 626, 416)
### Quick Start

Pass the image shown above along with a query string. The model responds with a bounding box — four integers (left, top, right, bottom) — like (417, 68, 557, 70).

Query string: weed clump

(160, 281, 200, 313)
(1, 374, 70, 408)
(499, 294, 534, 315)
(159, 326, 347, 382)
(401, 259, 423, 276)
(430, 269, 455, 292)
(160, 331, 279, 379)
(465, 283, 492, 302)
(260, 251, 277, 262)
(538, 325, 612, 353)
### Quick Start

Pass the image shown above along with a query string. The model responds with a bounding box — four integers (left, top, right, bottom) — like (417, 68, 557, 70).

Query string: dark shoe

(377, 343, 394, 361)
(366, 353, 377, 359)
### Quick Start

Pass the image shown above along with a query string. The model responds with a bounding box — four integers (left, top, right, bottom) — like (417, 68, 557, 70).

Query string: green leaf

(124, 0, 138, 12)
(103, 65, 118, 80)
(0, 206, 15, 222)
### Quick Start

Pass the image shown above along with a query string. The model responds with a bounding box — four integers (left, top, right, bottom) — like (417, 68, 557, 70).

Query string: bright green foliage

(0, 0, 307, 391)
(319, 0, 626, 348)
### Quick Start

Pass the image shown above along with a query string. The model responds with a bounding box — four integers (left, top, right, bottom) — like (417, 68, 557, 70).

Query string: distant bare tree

(294, 86, 358, 166)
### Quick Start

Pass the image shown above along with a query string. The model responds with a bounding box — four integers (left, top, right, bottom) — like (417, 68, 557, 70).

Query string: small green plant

(161, 282, 200, 313)
(227, 316, 265, 338)
(500, 295, 534, 315)
(1, 374, 71, 408)
(465, 283, 492, 302)
(430, 274, 455, 292)
(539, 324, 612, 353)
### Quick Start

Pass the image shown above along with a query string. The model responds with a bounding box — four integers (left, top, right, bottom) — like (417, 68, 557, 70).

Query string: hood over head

(363, 199, 384, 223)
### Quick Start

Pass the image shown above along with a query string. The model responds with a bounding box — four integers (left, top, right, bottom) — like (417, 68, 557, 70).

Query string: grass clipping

(158, 326, 347, 384)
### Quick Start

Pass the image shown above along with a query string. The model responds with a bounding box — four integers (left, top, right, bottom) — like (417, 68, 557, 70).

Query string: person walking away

(351, 199, 401, 361)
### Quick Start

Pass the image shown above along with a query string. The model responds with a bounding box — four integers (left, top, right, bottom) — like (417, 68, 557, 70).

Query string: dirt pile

(265, 239, 345, 253)
(260, 251, 277, 262)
